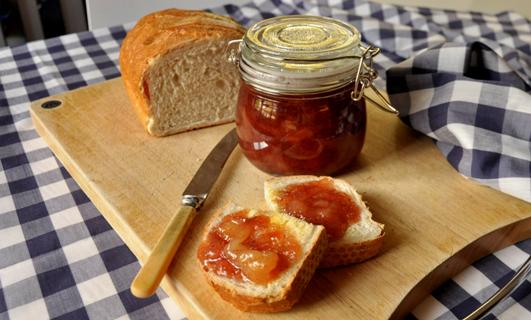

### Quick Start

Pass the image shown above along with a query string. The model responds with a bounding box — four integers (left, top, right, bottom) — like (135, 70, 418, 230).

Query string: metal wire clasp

(227, 39, 243, 65)
(351, 45, 399, 115)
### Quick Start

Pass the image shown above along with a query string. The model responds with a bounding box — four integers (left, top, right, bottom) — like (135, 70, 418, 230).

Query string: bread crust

(198, 203, 328, 312)
(320, 232, 385, 268)
(119, 9, 245, 136)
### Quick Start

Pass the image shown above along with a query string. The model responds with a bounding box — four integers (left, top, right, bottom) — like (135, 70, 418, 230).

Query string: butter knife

(131, 128, 239, 298)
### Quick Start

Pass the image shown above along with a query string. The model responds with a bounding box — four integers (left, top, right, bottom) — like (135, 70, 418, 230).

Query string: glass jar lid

(239, 15, 363, 94)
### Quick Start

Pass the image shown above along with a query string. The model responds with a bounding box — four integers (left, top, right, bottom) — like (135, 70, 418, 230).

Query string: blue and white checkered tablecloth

(1, 0, 530, 319)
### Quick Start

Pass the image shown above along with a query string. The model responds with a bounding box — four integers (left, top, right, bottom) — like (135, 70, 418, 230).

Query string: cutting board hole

(41, 100, 62, 109)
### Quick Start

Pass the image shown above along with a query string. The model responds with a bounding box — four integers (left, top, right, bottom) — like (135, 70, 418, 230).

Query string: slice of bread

(264, 175, 384, 268)
(197, 202, 327, 312)
(120, 9, 245, 136)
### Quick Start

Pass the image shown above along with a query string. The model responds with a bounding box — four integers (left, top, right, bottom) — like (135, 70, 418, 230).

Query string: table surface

(1, 1, 530, 319)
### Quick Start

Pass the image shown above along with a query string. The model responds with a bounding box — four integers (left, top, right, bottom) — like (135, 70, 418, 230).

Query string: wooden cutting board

(30, 78, 531, 319)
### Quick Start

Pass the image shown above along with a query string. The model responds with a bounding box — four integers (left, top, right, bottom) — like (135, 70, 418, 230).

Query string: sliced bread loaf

(264, 175, 384, 268)
(120, 9, 245, 136)
(197, 202, 327, 312)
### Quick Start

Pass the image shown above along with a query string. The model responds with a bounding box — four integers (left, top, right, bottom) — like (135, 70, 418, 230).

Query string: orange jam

(197, 210, 302, 284)
(236, 82, 366, 176)
(276, 179, 360, 241)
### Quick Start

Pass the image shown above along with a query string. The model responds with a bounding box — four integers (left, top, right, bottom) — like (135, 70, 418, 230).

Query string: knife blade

(131, 128, 238, 298)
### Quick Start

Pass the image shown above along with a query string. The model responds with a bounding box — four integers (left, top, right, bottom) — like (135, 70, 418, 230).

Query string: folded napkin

(386, 30, 531, 203)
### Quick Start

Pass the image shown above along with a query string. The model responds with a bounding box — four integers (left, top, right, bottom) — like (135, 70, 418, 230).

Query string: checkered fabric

(0, 0, 529, 319)
(386, 40, 531, 202)
(0, 26, 184, 320)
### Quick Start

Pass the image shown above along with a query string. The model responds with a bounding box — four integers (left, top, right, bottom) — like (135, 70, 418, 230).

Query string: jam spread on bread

(198, 211, 302, 284)
(276, 179, 360, 241)
(236, 82, 366, 175)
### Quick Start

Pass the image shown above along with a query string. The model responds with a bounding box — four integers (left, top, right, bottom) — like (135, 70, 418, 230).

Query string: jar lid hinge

(351, 45, 399, 115)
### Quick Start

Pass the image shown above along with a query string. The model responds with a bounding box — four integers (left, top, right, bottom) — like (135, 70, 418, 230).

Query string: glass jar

(231, 15, 393, 176)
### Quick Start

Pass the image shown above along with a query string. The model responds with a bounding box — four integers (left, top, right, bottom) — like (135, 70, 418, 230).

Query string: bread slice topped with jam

(264, 175, 384, 268)
(197, 203, 327, 312)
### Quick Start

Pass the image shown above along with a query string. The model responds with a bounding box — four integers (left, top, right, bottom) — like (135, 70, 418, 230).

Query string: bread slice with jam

(197, 203, 327, 312)
(264, 175, 384, 268)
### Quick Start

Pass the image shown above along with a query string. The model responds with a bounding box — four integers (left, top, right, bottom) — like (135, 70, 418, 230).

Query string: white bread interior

(199, 202, 327, 312)
(146, 40, 240, 136)
(264, 175, 385, 268)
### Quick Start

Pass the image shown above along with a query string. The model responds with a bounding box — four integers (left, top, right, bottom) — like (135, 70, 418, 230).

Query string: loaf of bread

(197, 202, 327, 312)
(264, 175, 384, 268)
(119, 9, 245, 136)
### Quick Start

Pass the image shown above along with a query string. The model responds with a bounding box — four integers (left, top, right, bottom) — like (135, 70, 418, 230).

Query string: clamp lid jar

(232, 15, 395, 176)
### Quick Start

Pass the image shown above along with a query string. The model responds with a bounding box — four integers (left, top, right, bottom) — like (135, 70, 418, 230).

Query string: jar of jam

(230, 16, 397, 176)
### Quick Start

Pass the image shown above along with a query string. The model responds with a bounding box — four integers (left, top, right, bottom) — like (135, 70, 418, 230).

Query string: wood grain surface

(30, 78, 531, 319)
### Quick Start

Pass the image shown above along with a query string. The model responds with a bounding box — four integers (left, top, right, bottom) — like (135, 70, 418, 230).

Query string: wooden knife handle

(131, 205, 197, 298)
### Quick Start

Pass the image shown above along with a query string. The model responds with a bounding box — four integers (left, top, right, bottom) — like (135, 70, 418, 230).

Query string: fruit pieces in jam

(197, 210, 302, 284)
(276, 179, 360, 241)
(236, 82, 366, 176)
